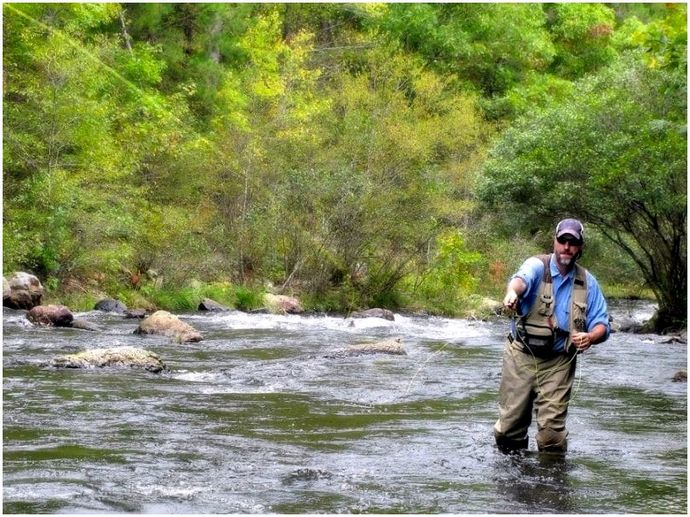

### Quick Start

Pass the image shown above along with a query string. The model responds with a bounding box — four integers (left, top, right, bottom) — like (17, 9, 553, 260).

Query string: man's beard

(557, 252, 574, 267)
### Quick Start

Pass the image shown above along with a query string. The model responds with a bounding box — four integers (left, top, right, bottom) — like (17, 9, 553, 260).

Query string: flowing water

(3, 300, 686, 514)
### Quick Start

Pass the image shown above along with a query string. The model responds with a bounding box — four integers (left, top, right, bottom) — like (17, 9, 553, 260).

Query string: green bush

(405, 229, 482, 315)
(233, 285, 264, 312)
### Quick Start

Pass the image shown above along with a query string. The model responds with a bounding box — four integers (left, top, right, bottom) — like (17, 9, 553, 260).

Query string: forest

(3, 3, 687, 331)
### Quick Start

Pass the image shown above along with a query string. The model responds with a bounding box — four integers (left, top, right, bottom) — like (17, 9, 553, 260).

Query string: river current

(3, 300, 686, 513)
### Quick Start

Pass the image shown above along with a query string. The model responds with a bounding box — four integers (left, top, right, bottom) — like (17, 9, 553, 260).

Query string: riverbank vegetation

(4, 3, 686, 329)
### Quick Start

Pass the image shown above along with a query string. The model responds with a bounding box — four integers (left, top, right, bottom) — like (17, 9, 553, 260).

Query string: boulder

(4, 272, 44, 310)
(50, 346, 167, 373)
(284, 468, 333, 484)
(672, 370, 687, 383)
(125, 309, 148, 319)
(94, 298, 128, 314)
(27, 304, 74, 327)
(198, 298, 230, 312)
(351, 308, 395, 321)
(135, 310, 202, 343)
(71, 318, 102, 332)
(610, 316, 644, 334)
(346, 338, 407, 356)
(264, 293, 303, 315)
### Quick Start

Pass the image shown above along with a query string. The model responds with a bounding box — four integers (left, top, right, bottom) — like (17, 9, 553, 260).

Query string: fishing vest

(515, 254, 588, 356)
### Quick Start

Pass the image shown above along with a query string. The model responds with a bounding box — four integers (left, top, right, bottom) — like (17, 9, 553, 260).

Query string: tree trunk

(644, 276, 687, 334)
(597, 218, 686, 334)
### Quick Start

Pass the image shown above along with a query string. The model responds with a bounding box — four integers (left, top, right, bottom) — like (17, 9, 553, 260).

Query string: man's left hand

(571, 331, 592, 352)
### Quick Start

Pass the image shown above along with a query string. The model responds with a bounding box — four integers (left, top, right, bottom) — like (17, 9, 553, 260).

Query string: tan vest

(517, 254, 588, 353)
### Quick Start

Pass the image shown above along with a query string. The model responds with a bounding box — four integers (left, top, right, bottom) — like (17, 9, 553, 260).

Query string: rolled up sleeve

(511, 256, 545, 316)
(585, 273, 610, 342)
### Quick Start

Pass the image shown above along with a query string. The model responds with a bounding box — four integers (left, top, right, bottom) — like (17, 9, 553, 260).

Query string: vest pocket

(517, 321, 555, 356)
(572, 302, 586, 333)
(537, 293, 553, 316)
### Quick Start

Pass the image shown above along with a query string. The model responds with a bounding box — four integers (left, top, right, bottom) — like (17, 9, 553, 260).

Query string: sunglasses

(557, 235, 582, 246)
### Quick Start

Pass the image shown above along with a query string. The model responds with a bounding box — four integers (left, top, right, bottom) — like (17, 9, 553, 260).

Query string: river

(3, 300, 686, 513)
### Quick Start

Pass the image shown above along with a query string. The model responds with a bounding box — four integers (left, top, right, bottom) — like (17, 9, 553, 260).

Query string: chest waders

(515, 254, 588, 357)
(495, 255, 589, 453)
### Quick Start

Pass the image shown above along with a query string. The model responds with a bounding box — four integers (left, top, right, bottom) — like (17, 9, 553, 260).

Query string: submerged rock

(326, 338, 407, 358)
(283, 468, 333, 484)
(50, 346, 166, 373)
(71, 318, 102, 332)
(27, 304, 74, 327)
(346, 338, 406, 356)
(351, 308, 395, 321)
(135, 310, 202, 343)
(27, 306, 102, 331)
(610, 316, 644, 334)
(662, 331, 687, 344)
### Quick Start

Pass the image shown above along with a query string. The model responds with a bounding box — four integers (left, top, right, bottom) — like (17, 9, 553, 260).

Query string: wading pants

(494, 337, 577, 453)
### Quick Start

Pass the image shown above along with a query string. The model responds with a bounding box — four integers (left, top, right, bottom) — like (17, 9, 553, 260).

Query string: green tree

(305, 42, 490, 307)
(376, 3, 555, 97)
(4, 3, 135, 278)
(476, 44, 686, 330)
(124, 3, 255, 127)
(3, 3, 203, 288)
(406, 229, 482, 314)
(6, 2, 678, 316)
(202, 9, 332, 286)
(545, 3, 618, 78)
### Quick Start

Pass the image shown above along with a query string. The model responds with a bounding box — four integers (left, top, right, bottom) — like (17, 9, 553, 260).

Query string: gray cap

(555, 218, 584, 243)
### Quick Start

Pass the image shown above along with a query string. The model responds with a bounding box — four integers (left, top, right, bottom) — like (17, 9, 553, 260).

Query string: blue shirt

(511, 254, 610, 352)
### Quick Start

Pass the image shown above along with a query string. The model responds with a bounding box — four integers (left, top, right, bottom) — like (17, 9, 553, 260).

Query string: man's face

(554, 234, 583, 267)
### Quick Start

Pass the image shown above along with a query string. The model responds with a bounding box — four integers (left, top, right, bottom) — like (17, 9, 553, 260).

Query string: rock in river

(135, 310, 202, 343)
(71, 318, 102, 332)
(198, 298, 230, 312)
(343, 338, 407, 357)
(351, 308, 395, 321)
(326, 338, 407, 358)
(264, 294, 303, 315)
(672, 370, 687, 383)
(4, 272, 44, 310)
(50, 346, 167, 373)
(27, 304, 74, 327)
(94, 298, 128, 314)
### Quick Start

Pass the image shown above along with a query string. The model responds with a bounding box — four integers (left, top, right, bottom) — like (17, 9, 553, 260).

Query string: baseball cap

(555, 218, 584, 244)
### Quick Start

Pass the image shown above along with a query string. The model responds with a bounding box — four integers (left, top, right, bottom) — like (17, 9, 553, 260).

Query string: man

(494, 218, 610, 454)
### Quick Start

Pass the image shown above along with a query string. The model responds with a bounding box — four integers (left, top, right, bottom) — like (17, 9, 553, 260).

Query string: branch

(280, 258, 303, 293)
(310, 44, 375, 53)
(119, 9, 133, 53)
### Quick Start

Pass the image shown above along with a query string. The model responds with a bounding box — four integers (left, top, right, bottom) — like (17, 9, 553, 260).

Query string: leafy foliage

(3, 3, 685, 327)
(404, 229, 482, 315)
(546, 3, 618, 78)
(477, 6, 687, 329)
(377, 3, 555, 97)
